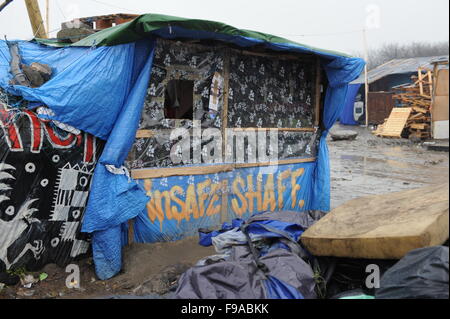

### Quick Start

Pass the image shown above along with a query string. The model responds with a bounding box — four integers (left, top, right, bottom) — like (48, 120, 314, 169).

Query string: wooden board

(301, 184, 449, 259)
(378, 107, 412, 137)
(131, 157, 316, 179)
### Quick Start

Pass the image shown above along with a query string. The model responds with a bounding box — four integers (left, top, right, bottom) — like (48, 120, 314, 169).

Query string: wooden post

(24, 0, 47, 38)
(363, 29, 369, 127)
(314, 56, 322, 127)
(221, 49, 231, 162)
(427, 70, 433, 97)
(45, 0, 50, 38)
(220, 180, 229, 223)
(430, 63, 438, 139)
(128, 219, 134, 245)
(418, 68, 424, 96)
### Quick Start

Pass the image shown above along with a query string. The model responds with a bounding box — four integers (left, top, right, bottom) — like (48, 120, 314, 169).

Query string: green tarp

(36, 13, 350, 58)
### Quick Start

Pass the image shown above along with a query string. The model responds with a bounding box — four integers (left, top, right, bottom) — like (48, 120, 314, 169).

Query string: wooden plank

(409, 123, 429, 130)
(408, 113, 426, 121)
(301, 183, 449, 259)
(232, 127, 316, 132)
(412, 106, 428, 114)
(234, 48, 314, 62)
(24, 0, 47, 38)
(427, 71, 433, 98)
(136, 130, 156, 138)
(418, 68, 424, 96)
(220, 179, 229, 223)
(234, 157, 316, 168)
(131, 157, 316, 179)
(379, 107, 412, 137)
(131, 164, 236, 179)
(128, 219, 134, 244)
(222, 49, 231, 162)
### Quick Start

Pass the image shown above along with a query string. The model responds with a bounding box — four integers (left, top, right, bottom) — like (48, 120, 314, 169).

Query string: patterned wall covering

(227, 52, 315, 128)
(128, 39, 320, 169)
(139, 39, 225, 131)
(0, 89, 104, 276)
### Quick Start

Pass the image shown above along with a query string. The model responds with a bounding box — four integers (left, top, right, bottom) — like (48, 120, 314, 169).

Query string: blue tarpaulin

(1, 38, 156, 279)
(133, 162, 318, 244)
(0, 17, 364, 280)
(340, 84, 362, 125)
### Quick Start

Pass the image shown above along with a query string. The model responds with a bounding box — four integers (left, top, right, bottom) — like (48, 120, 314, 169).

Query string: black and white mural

(227, 52, 316, 129)
(0, 89, 103, 280)
(139, 39, 225, 131)
(128, 39, 321, 169)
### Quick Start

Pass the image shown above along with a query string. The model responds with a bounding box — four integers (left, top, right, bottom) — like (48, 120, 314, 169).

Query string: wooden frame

(131, 157, 317, 180)
(136, 130, 156, 138)
(314, 56, 322, 127)
(221, 49, 231, 164)
(136, 127, 317, 138)
(231, 48, 315, 63)
(232, 127, 316, 132)
(131, 42, 323, 180)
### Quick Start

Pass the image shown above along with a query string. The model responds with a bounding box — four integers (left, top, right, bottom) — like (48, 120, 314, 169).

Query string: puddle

(329, 124, 449, 209)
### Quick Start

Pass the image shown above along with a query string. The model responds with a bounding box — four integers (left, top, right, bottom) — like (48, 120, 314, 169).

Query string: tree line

(354, 41, 449, 70)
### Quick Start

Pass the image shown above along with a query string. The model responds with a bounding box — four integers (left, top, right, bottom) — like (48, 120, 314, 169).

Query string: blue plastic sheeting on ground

(91, 224, 127, 280)
(198, 217, 304, 248)
(340, 84, 362, 125)
(198, 219, 244, 247)
(246, 220, 304, 242)
(264, 276, 304, 299)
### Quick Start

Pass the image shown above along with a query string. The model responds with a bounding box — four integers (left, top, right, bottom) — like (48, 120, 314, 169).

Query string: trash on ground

(330, 130, 358, 141)
(175, 211, 322, 299)
(376, 246, 449, 299)
(20, 274, 38, 288)
(16, 288, 35, 297)
(39, 273, 48, 282)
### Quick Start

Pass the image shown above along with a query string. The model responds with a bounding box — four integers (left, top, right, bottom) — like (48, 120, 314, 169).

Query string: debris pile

(374, 68, 434, 139)
(394, 69, 433, 139)
(7, 41, 52, 88)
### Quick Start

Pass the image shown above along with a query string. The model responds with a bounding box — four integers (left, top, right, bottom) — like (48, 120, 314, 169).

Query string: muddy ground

(1, 125, 448, 299)
(329, 124, 449, 209)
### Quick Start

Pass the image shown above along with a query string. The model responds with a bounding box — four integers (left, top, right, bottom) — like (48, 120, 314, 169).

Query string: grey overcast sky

(0, 0, 448, 54)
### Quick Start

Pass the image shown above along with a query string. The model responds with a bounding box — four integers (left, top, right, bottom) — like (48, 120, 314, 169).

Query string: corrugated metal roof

(351, 55, 449, 85)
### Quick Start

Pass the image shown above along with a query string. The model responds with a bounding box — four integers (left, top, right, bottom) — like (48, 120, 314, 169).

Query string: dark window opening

(164, 80, 194, 120)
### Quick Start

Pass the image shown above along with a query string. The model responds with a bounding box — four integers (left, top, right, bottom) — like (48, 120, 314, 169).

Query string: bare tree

(354, 41, 449, 70)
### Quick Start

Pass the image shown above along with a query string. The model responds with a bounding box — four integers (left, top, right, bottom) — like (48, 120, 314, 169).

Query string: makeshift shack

(431, 58, 449, 139)
(0, 13, 365, 281)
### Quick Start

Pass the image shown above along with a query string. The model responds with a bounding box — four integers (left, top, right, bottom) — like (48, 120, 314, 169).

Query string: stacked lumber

(373, 107, 412, 138)
(391, 68, 434, 139)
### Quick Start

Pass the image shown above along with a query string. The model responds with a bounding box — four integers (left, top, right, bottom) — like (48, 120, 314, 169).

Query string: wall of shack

(126, 39, 324, 242)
